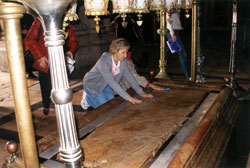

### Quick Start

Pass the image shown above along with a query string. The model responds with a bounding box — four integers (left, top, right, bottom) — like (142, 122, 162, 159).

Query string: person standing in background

(20, 14, 37, 79)
(166, 12, 191, 81)
(24, 18, 78, 115)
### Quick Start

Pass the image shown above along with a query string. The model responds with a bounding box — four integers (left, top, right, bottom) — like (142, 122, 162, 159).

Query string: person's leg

(24, 50, 37, 79)
(84, 85, 114, 109)
(166, 33, 172, 61)
(175, 30, 190, 79)
(39, 70, 51, 115)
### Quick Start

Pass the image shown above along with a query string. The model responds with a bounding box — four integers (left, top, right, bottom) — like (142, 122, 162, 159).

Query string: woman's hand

(38, 56, 48, 69)
(149, 83, 164, 91)
(171, 34, 177, 42)
(128, 97, 142, 104)
(141, 93, 153, 98)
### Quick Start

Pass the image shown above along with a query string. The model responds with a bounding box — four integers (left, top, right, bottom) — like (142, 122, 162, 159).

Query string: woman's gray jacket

(83, 52, 144, 100)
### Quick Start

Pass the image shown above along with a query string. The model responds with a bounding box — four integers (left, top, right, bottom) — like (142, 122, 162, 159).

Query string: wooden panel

(80, 89, 207, 168)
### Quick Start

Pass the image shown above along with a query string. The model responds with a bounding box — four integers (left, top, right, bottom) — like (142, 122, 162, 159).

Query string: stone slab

(80, 89, 207, 168)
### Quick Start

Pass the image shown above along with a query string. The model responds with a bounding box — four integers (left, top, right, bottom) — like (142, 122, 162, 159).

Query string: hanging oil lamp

(165, 0, 178, 23)
(149, 0, 165, 22)
(112, 0, 134, 28)
(184, 0, 192, 18)
(84, 0, 109, 33)
(132, 0, 149, 26)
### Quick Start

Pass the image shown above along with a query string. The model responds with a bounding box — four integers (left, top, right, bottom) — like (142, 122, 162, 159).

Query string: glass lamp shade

(112, 0, 134, 13)
(184, 0, 192, 9)
(165, 0, 176, 9)
(133, 0, 149, 13)
(174, 0, 192, 9)
(176, 0, 185, 8)
(84, 0, 109, 16)
(149, 0, 165, 11)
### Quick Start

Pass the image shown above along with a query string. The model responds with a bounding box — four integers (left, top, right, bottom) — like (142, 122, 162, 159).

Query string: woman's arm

(122, 60, 144, 96)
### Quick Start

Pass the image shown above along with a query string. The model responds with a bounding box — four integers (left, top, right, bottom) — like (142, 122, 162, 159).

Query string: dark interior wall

(185, 0, 250, 69)
(1, 0, 249, 72)
(237, 0, 250, 63)
(69, 0, 250, 72)
(73, 0, 115, 70)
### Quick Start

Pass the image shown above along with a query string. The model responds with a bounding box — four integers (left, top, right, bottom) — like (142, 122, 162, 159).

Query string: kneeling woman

(81, 38, 153, 109)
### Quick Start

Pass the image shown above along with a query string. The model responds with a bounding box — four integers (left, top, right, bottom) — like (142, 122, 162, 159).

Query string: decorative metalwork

(112, 0, 134, 28)
(132, 0, 149, 26)
(225, 1, 246, 101)
(184, 0, 192, 18)
(191, 0, 197, 82)
(150, 0, 177, 80)
(228, 0, 237, 88)
(176, 0, 185, 8)
(63, 1, 79, 38)
(224, 1, 246, 100)
(155, 9, 170, 79)
(7, 0, 84, 167)
(112, 0, 133, 13)
(149, 0, 165, 11)
(175, 0, 192, 18)
(84, 0, 109, 33)
(133, 0, 149, 13)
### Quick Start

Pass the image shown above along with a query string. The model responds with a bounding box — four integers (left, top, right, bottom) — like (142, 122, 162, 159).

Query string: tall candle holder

(10, 0, 83, 167)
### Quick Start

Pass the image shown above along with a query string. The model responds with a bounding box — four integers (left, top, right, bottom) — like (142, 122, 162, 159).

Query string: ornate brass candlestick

(9, 0, 83, 167)
(191, 0, 197, 82)
(155, 9, 170, 79)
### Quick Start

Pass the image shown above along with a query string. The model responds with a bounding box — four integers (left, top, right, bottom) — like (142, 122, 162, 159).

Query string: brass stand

(191, 0, 197, 82)
(155, 10, 170, 80)
(229, 1, 237, 87)
(0, 2, 39, 168)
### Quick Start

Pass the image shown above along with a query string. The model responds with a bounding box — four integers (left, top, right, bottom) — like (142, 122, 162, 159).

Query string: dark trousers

(166, 30, 190, 79)
(39, 70, 51, 109)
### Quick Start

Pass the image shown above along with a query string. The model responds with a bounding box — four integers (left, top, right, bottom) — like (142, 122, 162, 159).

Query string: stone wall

(73, 2, 115, 70)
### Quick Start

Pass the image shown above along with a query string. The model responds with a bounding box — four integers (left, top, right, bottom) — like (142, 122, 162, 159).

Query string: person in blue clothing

(166, 12, 191, 81)
(81, 38, 153, 110)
